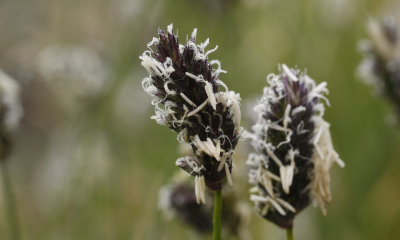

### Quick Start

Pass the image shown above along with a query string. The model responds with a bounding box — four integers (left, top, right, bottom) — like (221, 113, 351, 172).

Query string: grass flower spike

(140, 24, 241, 239)
(0, 70, 23, 159)
(245, 64, 344, 229)
(357, 17, 400, 122)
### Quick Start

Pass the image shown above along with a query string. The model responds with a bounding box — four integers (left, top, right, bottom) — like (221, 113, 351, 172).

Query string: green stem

(212, 188, 222, 240)
(286, 228, 294, 240)
(1, 161, 22, 240)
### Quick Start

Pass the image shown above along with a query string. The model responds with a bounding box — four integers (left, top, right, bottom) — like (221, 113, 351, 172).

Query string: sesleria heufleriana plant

(0, 69, 23, 240)
(357, 17, 400, 124)
(140, 24, 241, 240)
(244, 64, 344, 239)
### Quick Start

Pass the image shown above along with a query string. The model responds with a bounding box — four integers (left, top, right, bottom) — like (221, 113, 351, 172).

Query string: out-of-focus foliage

(0, 0, 399, 239)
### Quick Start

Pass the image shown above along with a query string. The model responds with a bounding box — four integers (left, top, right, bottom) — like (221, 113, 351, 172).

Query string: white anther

(266, 148, 283, 167)
(195, 176, 200, 204)
(205, 82, 217, 110)
(218, 153, 228, 172)
(282, 64, 298, 81)
(199, 175, 206, 204)
(267, 197, 286, 216)
(262, 173, 275, 197)
(275, 198, 296, 213)
(249, 186, 259, 193)
(225, 163, 233, 186)
(180, 93, 197, 107)
(187, 99, 209, 117)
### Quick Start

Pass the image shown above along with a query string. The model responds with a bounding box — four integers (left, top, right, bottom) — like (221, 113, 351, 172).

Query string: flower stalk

(212, 188, 222, 240)
(1, 160, 21, 240)
(286, 228, 293, 240)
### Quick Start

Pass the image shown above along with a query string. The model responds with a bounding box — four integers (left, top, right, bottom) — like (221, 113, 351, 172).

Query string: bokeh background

(0, 0, 399, 239)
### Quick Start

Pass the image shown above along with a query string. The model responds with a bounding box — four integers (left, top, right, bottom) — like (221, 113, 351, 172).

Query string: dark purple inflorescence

(245, 64, 344, 228)
(158, 172, 251, 237)
(140, 24, 241, 203)
(0, 70, 23, 160)
(357, 17, 400, 122)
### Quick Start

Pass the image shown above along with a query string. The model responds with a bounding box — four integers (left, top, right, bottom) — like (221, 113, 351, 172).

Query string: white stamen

(261, 202, 271, 216)
(265, 171, 281, 181)
(199, 175, 206, 204)
(195, 176, 200, 204)
(313, 125, 325, 159)
(249, 186, 259, 193)
(266, 148, 283, 167)
(180, 93, 197, 107)
(218, 153, 228, 172)
(282, 64, 298, 81)
(280, 166, 288, 193)
(268, 197, 286, 216)
(140, 54, 166, 77)
(187, 99, 209, 117)
(262, 173, 275, 197)
(250, 195, 268, 203)
(276, 198, 296, 213)
(225, 163, 233, 186)
(205, 82, 217, 110)
(216, 140, 220, 157)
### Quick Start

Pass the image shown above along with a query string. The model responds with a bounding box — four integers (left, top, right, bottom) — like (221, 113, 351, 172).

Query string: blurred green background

(0, 0, 399, 239)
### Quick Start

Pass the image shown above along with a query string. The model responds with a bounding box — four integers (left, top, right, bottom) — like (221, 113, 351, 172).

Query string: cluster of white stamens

(311, 120, 345, 215)
(195, 175, 206, 204)
(191, 135, 233, 187)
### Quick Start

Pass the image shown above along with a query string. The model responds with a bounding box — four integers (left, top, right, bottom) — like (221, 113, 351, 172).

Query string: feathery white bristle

(292, 106, 306, 115)
(164, 80, 177, 95)
(167, 24, 173, 34)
